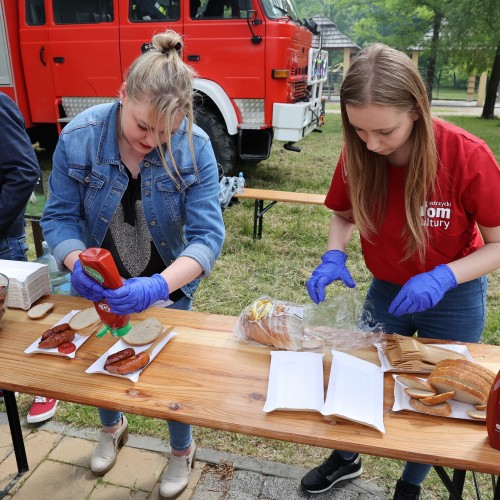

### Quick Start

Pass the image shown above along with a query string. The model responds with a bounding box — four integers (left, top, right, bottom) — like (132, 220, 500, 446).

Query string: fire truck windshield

(260, 0, 299, 22)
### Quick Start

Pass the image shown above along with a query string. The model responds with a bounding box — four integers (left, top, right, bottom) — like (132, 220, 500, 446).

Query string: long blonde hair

(340, 43, 437, 262)
(124, 30, 196, 188)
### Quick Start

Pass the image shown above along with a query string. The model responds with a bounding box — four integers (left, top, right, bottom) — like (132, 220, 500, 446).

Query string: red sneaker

(27, 396, 58, 423)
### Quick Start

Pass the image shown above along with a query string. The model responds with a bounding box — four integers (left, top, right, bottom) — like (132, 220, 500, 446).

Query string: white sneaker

(91, 416, 129, 476)
(160, 441, 196, 499)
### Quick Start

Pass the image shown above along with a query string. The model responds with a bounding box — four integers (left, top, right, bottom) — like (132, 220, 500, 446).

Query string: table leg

(433, 466, 464, 500)
(4, 390, 29, 473)
(253, 200, 259, 240)
(494, 475, 499, 500)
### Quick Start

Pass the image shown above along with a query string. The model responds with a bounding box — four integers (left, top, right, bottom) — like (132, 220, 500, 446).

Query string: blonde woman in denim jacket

(41, 30, 224, 499)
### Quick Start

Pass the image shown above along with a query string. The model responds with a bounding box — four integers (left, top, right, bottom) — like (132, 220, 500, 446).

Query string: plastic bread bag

(233, 296, 305, 350)
(302, 290, 386, 353)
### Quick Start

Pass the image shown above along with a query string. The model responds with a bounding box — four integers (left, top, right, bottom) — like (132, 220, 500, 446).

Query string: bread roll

(123, 317, 163, 346)
(431, 367, 490, 396)
(236, 297, 303, 350)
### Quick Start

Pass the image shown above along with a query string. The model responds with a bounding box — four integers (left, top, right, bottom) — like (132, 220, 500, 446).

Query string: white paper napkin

(85, 329, 179, 382)
(24, 310, 91, 358)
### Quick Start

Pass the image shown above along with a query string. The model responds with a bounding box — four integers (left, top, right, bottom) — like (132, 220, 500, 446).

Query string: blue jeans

(335, 276, 487, 485)
(0, 235, 29, 261)
(98, 295, 193, 451)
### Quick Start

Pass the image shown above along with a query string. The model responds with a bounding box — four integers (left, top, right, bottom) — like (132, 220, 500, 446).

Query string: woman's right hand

(71, 260, 106, 302)
(306, 250, 356, 304)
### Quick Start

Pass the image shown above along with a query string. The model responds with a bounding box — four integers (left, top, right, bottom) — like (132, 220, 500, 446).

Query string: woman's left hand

(388, 265, 457, 316)
(103, 274, 169, 314)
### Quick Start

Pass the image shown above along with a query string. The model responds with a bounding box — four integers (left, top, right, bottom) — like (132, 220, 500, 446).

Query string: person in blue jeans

(0, 93, 60, 423)
(303, 44, 500, 499)
(41, 30, 224, 499)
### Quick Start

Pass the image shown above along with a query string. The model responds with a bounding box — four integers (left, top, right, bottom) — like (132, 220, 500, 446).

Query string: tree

(443, 0, 500, 118)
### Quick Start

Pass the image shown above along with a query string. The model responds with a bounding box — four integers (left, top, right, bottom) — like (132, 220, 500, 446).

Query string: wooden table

(1, 295, 500, 499)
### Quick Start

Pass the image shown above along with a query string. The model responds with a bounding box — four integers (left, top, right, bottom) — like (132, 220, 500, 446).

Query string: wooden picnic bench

(233, 188, 326, 240)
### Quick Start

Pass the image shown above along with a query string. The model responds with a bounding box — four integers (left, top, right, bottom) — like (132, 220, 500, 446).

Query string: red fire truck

(0, 0, 327, 173)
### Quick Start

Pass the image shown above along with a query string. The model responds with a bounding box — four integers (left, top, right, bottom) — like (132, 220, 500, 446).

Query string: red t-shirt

(325, 118, 500, 285)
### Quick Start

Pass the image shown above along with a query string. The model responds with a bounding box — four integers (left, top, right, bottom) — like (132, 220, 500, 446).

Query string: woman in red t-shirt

(302, 43, 500, 499)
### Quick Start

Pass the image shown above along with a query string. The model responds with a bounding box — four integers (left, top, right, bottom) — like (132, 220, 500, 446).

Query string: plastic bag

(302, 290, 386, 352)
(219, 176, 238, 210)
(233, 296, 304, 350)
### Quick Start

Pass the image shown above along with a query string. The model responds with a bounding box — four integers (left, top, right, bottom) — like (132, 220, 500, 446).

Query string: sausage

(105, 352, 150, 375)
(41, 322, 72, 341)
(39, 329, 75, 348)
(104, 348, 136, 368)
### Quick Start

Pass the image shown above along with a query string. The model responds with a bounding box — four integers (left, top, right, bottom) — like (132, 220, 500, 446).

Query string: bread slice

(69, 307, 100, 330)
(404, 388, 436, 399)
(27, 302, 54, 319)
(123, 317, 163, 346)
(396, 374, 433, 392)
(428, 375, 487, 405)
(419, 391, 455, 405)
(467, 410, 487, 421)
(409, 397, 452, 417)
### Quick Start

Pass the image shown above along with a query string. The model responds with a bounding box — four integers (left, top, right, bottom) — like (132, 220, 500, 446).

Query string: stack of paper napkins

(0, 259, 51, 310)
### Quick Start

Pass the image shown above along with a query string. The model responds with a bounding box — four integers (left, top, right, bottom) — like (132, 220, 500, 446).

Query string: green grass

(7, 113, 500, 499)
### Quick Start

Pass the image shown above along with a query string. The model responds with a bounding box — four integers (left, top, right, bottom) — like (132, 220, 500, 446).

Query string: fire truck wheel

(195, 108, 237, 176)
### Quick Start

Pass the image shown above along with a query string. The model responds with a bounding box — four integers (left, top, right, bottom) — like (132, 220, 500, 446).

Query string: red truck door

(18, 0, 57, 122)
(46, 0, 121, 98)
(183, 0, 265, 99)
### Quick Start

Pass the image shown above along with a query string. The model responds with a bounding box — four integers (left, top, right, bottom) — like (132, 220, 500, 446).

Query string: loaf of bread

(427, 359, 492, 405)
(235, 297, 303, 350)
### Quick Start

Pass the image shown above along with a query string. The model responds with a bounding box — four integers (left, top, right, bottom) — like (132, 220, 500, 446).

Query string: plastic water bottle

(236, 171, 245, 194)
(35, 241, 72, 295)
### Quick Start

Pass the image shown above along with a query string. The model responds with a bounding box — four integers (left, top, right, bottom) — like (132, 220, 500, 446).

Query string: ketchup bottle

(78, 248, 132, 338)
(486, 369, 500, 450)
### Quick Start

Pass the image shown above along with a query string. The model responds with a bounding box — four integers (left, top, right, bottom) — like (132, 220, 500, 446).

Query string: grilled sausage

(104, 348, 136, 368)
(40, 322, 72, 341)
(105, 351, 150, 375)
(39, 329, 75, 348)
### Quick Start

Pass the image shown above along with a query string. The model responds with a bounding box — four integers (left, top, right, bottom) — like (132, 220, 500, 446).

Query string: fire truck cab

(0, 0, 327, 173)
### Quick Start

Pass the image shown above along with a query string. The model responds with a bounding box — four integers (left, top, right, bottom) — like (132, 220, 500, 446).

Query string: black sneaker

(301, 452, 362, 494)
(393, 478, 421, 500)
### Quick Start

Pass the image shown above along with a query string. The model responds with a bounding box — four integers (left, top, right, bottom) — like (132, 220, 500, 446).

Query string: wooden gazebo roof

(311, 15, 360, 51)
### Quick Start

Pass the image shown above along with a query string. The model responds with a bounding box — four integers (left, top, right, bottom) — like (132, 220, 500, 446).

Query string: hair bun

(151, 30, 183, 56)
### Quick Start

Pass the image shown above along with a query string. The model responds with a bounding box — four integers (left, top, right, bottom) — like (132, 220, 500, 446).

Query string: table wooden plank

(1, 295, 500, 476)
(235, 188, 326, 205)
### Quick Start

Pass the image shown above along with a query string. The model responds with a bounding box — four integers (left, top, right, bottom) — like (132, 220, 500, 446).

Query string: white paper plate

(85, 328, 179, 382)
(24, 310, 91, 359)
(392, 374, 485, 422)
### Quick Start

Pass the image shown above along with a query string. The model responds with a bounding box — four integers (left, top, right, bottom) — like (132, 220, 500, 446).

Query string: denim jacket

(41, 101, 225, 299)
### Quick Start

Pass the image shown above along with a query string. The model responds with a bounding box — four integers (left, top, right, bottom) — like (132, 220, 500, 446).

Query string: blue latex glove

(389, 264, 458, 317)
(306, 250, 356, 304)
(103, 274, 169, 315)
(71, 260, 106, 302)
